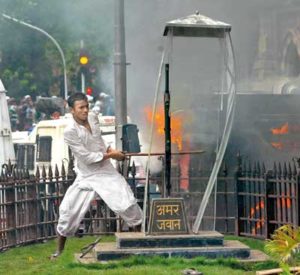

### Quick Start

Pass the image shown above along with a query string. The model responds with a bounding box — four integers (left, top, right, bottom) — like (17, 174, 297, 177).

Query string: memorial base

(92, 231, 262, 261)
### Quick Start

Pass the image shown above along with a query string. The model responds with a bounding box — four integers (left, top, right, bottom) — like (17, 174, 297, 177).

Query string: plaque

(148, 198, 189, 235)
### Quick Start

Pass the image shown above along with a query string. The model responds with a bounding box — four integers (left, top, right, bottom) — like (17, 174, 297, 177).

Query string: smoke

(3, 0, 300, 167)
(121, 0, 300, 170)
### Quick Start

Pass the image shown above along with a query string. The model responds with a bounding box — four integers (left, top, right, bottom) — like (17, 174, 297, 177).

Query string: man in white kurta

(52, 93, 142, 257)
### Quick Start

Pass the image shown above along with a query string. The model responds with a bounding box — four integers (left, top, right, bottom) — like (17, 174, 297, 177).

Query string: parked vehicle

(12, 113, 116, 174)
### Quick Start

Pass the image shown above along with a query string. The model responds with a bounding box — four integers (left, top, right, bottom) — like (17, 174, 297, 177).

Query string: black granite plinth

(95, 240, 251, 261)
(116, 231, 224, 249)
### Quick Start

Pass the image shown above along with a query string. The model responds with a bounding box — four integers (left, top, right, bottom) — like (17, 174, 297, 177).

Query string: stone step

(76, 249, 269, 264)
(94, 240, 251, 261)
(116, 231, 224, 249)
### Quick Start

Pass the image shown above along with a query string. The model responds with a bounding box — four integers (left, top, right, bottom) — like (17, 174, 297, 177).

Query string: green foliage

(265, 225, 300, 274)
(0, 0, 113, 100)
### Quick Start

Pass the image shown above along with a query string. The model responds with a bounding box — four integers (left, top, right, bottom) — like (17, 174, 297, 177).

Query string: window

(37, 136, 52, 162)
(15, 144, 35, 170)
(26, 145, 35, 170)
(16, 145, 25, 168)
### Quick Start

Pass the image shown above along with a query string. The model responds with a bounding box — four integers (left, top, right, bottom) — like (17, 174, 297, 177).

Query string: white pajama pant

(57, 172, 143, 237)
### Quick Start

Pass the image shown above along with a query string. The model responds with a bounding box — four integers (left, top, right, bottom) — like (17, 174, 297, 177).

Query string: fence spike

(278, 162, 282, 178)
(262, 162, 266, 174)
(12, 168, 17, 179)
(257, 162, 261, 176)
(25, 168, 30, 179)
(55, 164, 59, 178)
(295, 157, 300, 170)
(19, 169, 24, 179)
(61, 163, 66, 177)
(288, 162, 292, 179)
(21, 168, 26, 179)
(283, 162, 287, 179)
(35, 166, 40, 178)
(247, 160, 252, 176)
(293, 161, 297, 177)
(242, 159, 246, 175)
(22, 169, 26, 179)
(252, 162, 257, 177)
(48, 166, 53, 179)
(273, 162, 277, 177)
(8, 159, 13, 174)
(42, 165, 46, 179)
(131, 161, 136, 177)
(15, 168, 19, 179)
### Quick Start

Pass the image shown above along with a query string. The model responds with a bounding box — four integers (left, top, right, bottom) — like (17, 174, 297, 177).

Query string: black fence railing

(0, 161, 73, 251)
(236, 155, 300, 239)
(2, 153, 300, 251)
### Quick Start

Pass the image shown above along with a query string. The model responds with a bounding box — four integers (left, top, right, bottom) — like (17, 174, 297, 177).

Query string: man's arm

(103, 146, 125, 161)
(64, 127, 125, 164)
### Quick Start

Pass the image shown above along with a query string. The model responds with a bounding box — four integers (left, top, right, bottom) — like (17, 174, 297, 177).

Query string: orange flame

(271, 123, 289, 135)
(271, 142, 284, 150)
(144, 105, 183, 150)
(249, 200, 265, 234)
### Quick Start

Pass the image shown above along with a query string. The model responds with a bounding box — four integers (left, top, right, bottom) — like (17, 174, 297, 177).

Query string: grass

(0, 235, 278, 275)
(224, 235, 266, 251)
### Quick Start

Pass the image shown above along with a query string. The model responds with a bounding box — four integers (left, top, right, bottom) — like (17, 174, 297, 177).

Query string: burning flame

(144, 105, 183, 150)
(271, 142, 284, 150)
(249, 200, 265, 235)
(271, 123, 289, 135)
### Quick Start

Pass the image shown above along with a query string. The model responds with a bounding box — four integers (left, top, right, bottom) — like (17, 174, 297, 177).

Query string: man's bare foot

(49, 251, 61, 260)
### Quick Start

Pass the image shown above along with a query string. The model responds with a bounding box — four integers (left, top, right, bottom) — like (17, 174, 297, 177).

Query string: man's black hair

(67, 93, 88, 108)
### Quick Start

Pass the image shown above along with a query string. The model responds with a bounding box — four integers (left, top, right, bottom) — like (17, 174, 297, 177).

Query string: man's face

(71, 99, 89, 122)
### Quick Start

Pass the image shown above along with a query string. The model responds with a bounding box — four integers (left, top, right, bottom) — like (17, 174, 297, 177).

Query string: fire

(271, 142, 284, 150)
(271, 123, 289, 135)
(144, 105, 183, 150)
(249, 200, 265, 235)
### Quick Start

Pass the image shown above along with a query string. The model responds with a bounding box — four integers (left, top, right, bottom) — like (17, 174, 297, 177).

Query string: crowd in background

(6, 92, 115, 132)
(7, 95, 36, 132)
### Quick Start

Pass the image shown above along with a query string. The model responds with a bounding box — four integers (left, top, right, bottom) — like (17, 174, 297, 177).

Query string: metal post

(80, 40, 86, 94)
(114, 0, 127, 150)
(2, 13, 68, 100)
(81, 73, 86, 94)
(164, 64, 171, 197)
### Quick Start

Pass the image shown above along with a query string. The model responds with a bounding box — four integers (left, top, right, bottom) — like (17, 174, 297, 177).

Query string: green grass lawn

(0, 235, 278, 275)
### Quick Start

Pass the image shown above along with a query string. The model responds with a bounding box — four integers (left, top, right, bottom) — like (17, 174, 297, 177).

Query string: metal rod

(114, 0, 127, 150)
(164, 63, 171, 197)
(124, 150, 205, 157)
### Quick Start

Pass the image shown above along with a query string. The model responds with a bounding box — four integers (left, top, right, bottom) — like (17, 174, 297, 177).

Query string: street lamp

(2, 13, 68, 100)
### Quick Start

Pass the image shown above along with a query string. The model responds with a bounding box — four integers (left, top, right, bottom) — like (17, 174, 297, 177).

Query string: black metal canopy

(163, 12, 231, 38)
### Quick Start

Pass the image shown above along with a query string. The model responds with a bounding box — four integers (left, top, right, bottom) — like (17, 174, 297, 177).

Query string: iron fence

(0, 161, 73, 251)
(0, 157, 164, 251)
(236, 154, 300, 239)
(2, 152, 298, 251)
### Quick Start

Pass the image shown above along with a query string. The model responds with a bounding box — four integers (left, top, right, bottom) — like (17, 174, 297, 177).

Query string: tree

(0, 0, 113, 100)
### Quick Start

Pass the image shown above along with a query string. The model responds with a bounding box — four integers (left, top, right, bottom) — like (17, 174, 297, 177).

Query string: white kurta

(57, 113, 142, 237)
